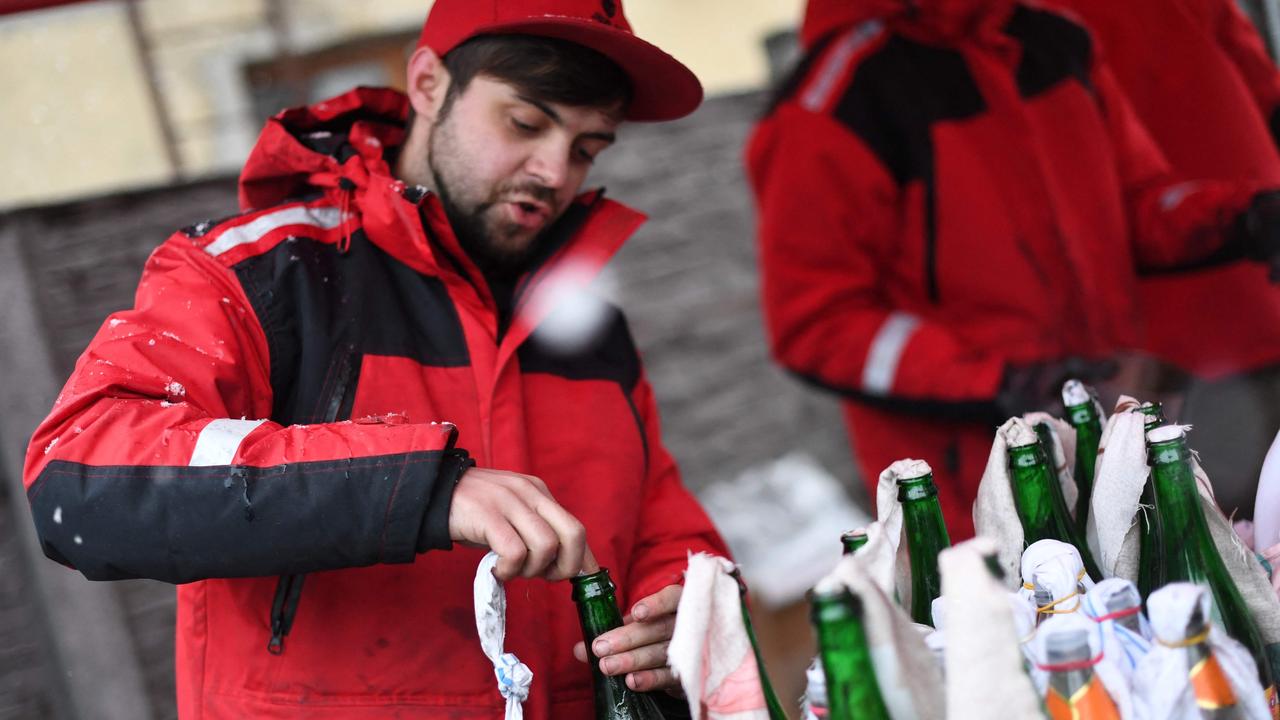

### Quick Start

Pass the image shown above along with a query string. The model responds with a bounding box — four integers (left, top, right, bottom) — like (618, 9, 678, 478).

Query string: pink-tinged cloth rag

(667, 553, 772, 720)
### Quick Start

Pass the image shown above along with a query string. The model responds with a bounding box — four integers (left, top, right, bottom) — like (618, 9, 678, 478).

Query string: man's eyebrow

(515, 94, 617, 144)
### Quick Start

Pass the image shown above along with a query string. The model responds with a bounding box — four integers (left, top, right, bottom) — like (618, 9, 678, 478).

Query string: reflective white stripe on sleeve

(189, 418, 268, 467)
(861, 312, 921, 397)
(202, 206, 344, 257)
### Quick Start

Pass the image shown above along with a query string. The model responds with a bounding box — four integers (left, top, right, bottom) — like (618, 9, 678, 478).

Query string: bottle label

(1044, 679, 1121, 720)
(1266, 684, 1279, 720)
(1189, 655, 1238, 710)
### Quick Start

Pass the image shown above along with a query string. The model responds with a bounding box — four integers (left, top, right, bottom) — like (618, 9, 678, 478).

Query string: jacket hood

(238, 87, 410, 211)
(801, 0, 1018, 48)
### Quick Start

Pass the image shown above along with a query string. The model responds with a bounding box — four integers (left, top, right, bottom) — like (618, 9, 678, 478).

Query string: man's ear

(405, 46, 452, 122)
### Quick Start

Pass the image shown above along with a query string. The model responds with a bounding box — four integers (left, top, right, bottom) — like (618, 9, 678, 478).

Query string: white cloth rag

(1019, 539, 1096, 621)
(1029, 612, 1134, 719)
(473, 552, 532, 720)
(827, 550, 945, 720)
(1081, 577, 1152, 682)
(1089, 399, 1149, 580)
(938, 538, 1043, 720)
(973, 417, 1037, 590)
(1132, 583, 1271, 720)
(667, 553, 771, 720)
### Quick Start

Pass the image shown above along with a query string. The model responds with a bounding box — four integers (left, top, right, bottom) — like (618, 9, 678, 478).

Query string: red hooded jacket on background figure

(1050, 0, 1280, 377)
(748, 0, 1258, 539)
(23, 88, 727, 719)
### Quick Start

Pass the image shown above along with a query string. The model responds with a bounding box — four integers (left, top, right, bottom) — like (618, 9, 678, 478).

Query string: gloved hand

(995, 356, 1119, 420)
(1234, 190, 1280, 282)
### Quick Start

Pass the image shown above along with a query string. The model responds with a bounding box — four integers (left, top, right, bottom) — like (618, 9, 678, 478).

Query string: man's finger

(505, 501, 562, 578)
(600, 641, 670, 676)
(528, 494, 587, 580)
(632, 584, 682, 621)
(572, 641, 589, 663)
(582, 545, 600, 574)
(484, 517, 527, 581)
(592, 615, 676, 656)
(627, 667, 679, 693)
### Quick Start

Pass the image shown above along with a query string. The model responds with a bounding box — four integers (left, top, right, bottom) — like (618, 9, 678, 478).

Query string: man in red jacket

(747, 0, 1280, 539)
(24, 1, 726, 717)
(1052, 0, 1280, 520)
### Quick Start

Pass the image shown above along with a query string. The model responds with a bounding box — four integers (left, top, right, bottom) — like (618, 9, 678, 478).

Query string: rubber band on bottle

(1022, 568, 1087, 592)
(1036, 649, 1105, 673)
(1089, 605, 1141, 623)
(1025, 569, 1087, 615)
(1156, 625, 1212, 648)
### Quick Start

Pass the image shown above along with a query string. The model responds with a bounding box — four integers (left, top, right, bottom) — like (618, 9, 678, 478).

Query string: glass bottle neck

(572, 569, 624, 643)
(898, 475, 950, 625)
(1008, 442, 1074, 542)
(811, 590, 891, 720)
(841, 531, 868, 556)
(1148, 440, 1213, 560)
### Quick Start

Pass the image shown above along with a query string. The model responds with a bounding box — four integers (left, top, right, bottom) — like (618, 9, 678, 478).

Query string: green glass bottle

(572, 569, 667, 720)
(898, 469, 951, 625)
(811, 584, 892, 720)
(841, 529, 869, 556)
(1062, 380, 1103, 539)
(1145, 426, 1276, 697)
(729, 568, 788, 720)
(1008, 436, 1103, 579)
(1136, 402, 1166, 600)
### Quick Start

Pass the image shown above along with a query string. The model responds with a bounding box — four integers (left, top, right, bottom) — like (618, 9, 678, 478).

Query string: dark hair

(439, 34, 633, 117)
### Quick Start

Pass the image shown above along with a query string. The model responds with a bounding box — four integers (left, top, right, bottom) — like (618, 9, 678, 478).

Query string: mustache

(494, 181, 557, 208)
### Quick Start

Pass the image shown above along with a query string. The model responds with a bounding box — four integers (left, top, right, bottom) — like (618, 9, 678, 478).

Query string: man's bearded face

(421, 75, 621, 274)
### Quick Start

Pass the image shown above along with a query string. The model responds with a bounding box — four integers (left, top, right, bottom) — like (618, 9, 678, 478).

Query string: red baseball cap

(417, 0, 703, 122)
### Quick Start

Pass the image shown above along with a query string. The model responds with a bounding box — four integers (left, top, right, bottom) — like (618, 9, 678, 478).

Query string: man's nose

(525, 140, 571, 190)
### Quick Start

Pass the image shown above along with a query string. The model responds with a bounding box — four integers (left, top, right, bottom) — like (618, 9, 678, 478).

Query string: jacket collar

(803, 0, 1019, 49)
(237, 86, 647, 345)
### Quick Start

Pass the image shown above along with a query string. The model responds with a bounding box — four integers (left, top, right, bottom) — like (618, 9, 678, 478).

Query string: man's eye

(511, 118, 537, 133)
(575, 147, 597, 164)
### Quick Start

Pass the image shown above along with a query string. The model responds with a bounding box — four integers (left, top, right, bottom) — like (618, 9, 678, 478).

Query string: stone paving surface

(0, 90, 860, 717)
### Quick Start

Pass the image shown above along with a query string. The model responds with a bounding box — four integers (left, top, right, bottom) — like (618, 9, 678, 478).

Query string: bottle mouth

(570, 568, 614, 600)
(1061, 379, 1091, 407)
(1146, 424, 1184, 444)
(1007, 441, 1048, 468)
(896, 473, 937, 501)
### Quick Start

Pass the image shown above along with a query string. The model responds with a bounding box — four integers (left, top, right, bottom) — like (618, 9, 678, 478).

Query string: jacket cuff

(416, 448, 474, 553)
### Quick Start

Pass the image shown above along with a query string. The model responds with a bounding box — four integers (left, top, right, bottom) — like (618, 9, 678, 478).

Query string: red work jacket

(1053, 0, 1280, 377)
(747, 0, 1257, 537)
(24, 87, 726, 719)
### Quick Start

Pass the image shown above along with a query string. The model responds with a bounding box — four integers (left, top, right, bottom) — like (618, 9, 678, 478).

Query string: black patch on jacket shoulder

(517, 305, 641, 394)
(829, 36, 984, 304)
(832, 35, 985, 185)
(1004, 5, 1094, 98)
(231, 228, 469, 425)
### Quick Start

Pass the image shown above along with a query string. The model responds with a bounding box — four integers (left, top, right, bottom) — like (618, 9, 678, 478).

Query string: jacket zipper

(266, 348, 358, 654)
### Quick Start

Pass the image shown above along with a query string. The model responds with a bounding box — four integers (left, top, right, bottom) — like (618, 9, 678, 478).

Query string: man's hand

(447, 467, 589, 581)
(573, 584, 683, 693)
(996, 356, 1119, 419)
(1235, 190, 1280, 281)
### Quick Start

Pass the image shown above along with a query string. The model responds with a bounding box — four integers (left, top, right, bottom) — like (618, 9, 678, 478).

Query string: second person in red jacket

(748, 0, 1280, 539)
